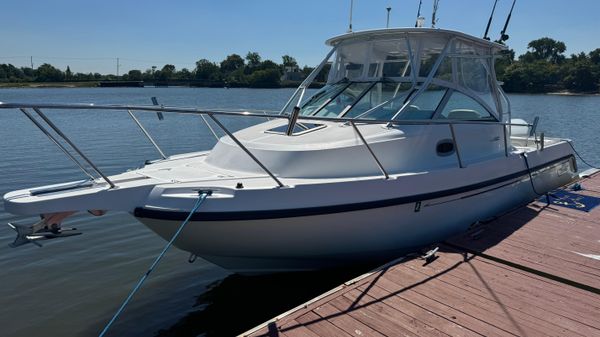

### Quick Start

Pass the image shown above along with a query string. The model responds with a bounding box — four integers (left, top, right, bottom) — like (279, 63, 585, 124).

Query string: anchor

(7, 211, 81, 248)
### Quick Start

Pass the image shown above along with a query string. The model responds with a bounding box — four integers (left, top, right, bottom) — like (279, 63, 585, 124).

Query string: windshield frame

(282, 30, 509, 123)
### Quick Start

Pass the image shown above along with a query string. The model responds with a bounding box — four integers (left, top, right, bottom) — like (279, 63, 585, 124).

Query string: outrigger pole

(483, 0, 499, 40)
(499, 0, 517, 43)
(431, 0, 440, 28)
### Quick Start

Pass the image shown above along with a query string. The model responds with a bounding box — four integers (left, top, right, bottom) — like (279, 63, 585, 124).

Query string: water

(0, 88, 599, 337)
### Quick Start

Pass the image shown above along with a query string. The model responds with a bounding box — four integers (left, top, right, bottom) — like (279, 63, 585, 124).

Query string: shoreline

(1, 82, 599, 96)
(546, 90, 600, 96)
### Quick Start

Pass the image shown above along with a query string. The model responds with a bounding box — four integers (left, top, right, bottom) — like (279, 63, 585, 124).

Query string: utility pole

(30, 56, 34, 69)
(386, 7, 392, 28)
(116, 58, 120, 77)
(347, 0, 354, 32)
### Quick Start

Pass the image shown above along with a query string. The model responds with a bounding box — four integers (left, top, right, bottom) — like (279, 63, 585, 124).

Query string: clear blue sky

(2, 0, 600, 75)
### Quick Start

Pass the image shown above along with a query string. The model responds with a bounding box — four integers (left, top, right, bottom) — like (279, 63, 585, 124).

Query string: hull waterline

(137, 156, 577, 274)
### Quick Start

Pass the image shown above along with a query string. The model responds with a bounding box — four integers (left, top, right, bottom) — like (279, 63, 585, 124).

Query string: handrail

(32, 107, 116, 188)
(19, 108, 96, 181)
(448, 124, 464, 168)
(127, 109, 167, 159)
(0, 102, 532, 128)
(206, 113, 284, 188)
(349, 121, 389, 179)
(0, 101, 531, 187)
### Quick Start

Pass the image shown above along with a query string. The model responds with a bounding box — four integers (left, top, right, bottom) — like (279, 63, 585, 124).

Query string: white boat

(1, 28, 578, 273)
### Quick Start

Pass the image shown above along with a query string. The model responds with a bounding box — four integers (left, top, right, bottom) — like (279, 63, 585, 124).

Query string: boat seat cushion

(446, 109, 481, 120)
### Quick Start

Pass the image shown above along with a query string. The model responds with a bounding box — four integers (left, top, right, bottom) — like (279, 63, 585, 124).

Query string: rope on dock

(98, 190, 212, 337)
(566, 140, 600, 170)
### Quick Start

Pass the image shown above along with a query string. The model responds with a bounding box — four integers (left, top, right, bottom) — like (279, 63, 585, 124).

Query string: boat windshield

(299, 79, 496, 121)
(288, 29, 508, 122)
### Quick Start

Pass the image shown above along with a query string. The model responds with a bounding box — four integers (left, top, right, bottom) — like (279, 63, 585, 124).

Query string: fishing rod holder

(286, 106, 301, 136)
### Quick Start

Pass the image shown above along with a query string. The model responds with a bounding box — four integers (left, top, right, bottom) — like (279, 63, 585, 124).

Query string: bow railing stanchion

(31, 107, 115, 188)
(350, 121, 389, 179)
(502, 123, 509, 157)
(127, 109, 167, 160)
(206, 113, 285, 188)
(200, 114, 220, 141)
(19, 108, 96, 181)
(448, 123, 465, 168)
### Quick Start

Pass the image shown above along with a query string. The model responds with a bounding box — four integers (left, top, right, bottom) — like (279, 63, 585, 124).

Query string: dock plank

(242, 172, 600, 337)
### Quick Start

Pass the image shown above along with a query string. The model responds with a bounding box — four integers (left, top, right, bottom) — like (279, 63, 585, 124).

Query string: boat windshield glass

(299, 79, 496, 121)
(292, 31, 507, 121)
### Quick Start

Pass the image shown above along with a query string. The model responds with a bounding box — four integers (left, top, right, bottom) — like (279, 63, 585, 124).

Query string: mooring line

(98, 190, 211, 337)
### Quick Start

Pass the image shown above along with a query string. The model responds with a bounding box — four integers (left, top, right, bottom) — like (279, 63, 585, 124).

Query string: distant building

(281, 65, 305, 82)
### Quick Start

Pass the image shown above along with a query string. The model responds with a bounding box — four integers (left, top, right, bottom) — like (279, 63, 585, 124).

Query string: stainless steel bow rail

(0, 101, 534, 188)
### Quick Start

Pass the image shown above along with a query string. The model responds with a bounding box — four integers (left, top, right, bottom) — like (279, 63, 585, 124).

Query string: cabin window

(497, 87, 510, 120)
(331, 42, 368, 81)
(312, 82, 372, 117)
(439, 91, 494, 120)
(396, 85, 446, 120)
(382, 55, 411, 78)
(457, 57, 496, 111)
(434, 56, 453, 82)
(343, 82, 411, 119)
(368, 63, 379, 77)
(299, 82, 349, 116)
(418, 37, 448, 77)
(345, 63, 364, 79)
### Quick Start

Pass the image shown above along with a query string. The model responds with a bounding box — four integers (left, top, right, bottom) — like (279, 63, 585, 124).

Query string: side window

(439, 91, 495, 120)
(396, 85, 446, 120)
(344, 82, 409, 118)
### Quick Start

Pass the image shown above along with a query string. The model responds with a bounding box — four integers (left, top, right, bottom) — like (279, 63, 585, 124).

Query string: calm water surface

(0, 88, 598, 337)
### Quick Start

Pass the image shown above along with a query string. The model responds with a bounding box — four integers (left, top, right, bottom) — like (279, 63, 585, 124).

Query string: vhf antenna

(347, 0, 354, 32)
(431, 0, 440, 28)
(499, 0, 517, 43)
(414, 0, 423, 27)
(483, 0, 499, 40)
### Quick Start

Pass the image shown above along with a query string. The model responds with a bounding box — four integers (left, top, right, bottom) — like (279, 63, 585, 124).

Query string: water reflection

(155, 264, 378, 337)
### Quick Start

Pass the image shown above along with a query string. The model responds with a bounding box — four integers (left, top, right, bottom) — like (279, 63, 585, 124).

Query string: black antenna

(483, 0, 498, 40)
(415, 0, 422, 27)
(499, 0, 517, 43)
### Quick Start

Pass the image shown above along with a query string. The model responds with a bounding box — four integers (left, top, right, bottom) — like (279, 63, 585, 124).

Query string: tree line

(496, 37, 600, 93)
(1, 37, 599, 93)
(0, 53, 319, 88)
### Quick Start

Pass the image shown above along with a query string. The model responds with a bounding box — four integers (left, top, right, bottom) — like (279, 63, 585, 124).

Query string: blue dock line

(98, 190, 211, 337)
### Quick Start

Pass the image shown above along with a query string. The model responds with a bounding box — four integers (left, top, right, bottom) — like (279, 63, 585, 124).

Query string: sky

(2, 0, 600, 75)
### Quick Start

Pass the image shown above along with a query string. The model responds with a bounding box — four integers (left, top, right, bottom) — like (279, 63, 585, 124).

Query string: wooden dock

(242, 171, 600, 337)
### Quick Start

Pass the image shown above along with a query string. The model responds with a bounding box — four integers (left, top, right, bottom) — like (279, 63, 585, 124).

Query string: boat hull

(137, 155, 577, 274)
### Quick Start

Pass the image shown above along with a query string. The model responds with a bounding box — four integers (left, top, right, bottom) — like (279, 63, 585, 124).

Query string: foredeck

(243, 170, 600, 337)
